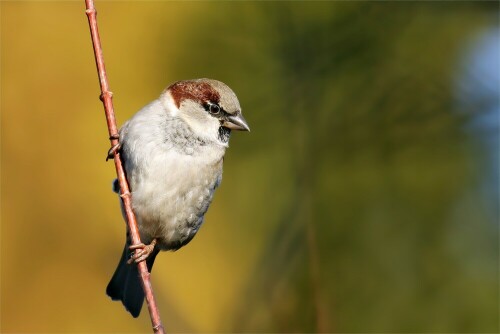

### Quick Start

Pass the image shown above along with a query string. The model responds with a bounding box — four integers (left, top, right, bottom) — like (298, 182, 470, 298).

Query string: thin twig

(84, 1, 165, 333)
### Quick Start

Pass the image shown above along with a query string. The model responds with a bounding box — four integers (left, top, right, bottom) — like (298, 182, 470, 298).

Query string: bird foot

(106, 134, 120, 161)
(127, 239, 157, 264)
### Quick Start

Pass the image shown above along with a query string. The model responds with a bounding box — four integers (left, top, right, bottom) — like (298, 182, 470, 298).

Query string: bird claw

(127, 239, 157, 264)
(106, 143, 120, 161)
(106, 133, 120, 161)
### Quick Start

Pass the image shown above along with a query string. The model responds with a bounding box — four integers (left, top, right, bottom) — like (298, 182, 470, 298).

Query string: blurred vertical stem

(294, 96, 331, 333)
(288, 46, 331, 332)
(84, 1, 165, 333)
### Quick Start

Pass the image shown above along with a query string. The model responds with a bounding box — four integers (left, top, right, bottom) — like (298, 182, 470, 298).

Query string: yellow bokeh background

(1, 2, 263, 332)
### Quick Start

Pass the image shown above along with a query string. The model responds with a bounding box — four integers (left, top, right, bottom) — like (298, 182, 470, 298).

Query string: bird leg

(127, 239, 157, 264)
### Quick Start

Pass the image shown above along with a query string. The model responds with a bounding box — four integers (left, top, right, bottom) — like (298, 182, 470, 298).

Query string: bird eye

(207, 103, 221, 115)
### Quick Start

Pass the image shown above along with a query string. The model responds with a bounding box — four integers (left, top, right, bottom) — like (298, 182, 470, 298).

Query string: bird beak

(223, 112, 250, 131)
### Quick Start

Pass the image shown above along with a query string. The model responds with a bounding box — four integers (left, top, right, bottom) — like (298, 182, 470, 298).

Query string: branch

(84, 1, 165, 333)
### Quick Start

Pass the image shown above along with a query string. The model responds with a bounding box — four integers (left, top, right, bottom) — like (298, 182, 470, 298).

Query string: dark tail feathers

(106, 244, 159, 317)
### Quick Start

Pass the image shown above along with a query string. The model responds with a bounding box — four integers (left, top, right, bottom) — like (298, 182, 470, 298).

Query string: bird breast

(129, 148, 224, 250)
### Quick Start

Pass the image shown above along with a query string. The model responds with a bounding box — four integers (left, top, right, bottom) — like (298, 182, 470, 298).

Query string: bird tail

(106, 243, 159, 317)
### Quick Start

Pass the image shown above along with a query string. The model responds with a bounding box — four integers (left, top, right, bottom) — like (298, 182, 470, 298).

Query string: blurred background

(1, 1, 498, 333)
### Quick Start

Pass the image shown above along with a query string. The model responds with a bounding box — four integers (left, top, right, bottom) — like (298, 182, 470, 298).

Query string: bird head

(162, 78, 249, 144)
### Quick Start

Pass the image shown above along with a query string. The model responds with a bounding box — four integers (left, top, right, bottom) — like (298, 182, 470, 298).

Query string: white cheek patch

(178, 100, 221, 142)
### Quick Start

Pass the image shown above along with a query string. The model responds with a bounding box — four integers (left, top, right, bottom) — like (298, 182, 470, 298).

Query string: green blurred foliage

(1, 1, 498, 333)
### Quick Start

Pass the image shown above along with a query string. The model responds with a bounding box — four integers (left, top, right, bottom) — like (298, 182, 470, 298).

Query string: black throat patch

(218, 126, 231, 143)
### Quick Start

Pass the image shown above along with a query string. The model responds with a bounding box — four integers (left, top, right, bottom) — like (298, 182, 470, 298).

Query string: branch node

(153, 324, 164, 333)
(120, 191, 131, 198)
(100, 91, 113, 101)
(85, 8, 95, 16)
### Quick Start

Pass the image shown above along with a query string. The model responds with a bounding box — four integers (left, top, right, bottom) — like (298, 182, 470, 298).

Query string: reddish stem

(84, 1, 165, 333)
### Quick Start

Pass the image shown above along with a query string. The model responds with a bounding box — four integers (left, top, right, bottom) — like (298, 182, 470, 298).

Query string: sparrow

(106, 78, 249, 317)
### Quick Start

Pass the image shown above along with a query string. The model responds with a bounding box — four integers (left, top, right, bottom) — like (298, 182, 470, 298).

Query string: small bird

(106, 79, 249, 317)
